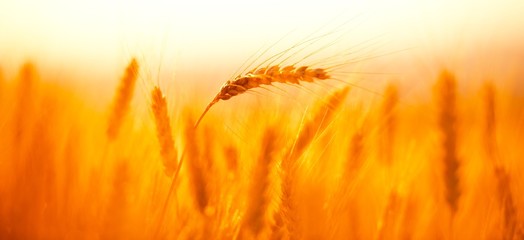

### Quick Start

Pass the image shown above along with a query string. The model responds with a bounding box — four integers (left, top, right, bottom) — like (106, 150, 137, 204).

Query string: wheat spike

(434, 70, 461, 216)
(107, 58, 139, 140)
(288, 86, 350, 163)
(242, 127, 279, 238)
(195, 65, 331, 127)
(272, 86, 350, 240)
(183, 118, 210, 215)
(151, 86, 177, 177)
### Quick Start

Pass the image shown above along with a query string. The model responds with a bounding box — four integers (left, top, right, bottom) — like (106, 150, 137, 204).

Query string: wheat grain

(107, 58, 139, 140)
(195, 65, 331, 127)
(151, 86, 177, 177)
(434, 70, 461, 226)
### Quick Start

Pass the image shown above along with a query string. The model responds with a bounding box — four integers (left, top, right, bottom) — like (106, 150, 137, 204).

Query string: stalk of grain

(434, 70, 461, 235)
(288, 86, 350, 162)
(272, 86, 350, 240)
(190, 56, 343, 238)
(379, 83, 398, 167)
(151, 86, 178, 177)
(107, 58, 139, 140)
(483, 83, 520, 239)
(195, 64, 332, 127)
(183, 118, 210, 215)
(241, 127, 279, 238)
(156, 64, 331, 238)
(152, 89, 186, 239)
(189, 60, 343, 238)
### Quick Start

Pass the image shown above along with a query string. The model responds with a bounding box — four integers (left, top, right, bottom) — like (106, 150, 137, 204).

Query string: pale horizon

(1, 0, 523, 94)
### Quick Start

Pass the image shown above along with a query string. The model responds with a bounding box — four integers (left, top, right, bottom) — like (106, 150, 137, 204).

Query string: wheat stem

(107, 58, 139, 140)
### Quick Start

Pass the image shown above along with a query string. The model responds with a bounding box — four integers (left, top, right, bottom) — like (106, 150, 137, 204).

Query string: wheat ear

(435, 70, 461, 215)
(183, 119, 210, 214)
(272, 86, 350, 240)
(288, 86, 350, 162)
(195, 65, 331, 127)
(242, 127, 279, 238)
(107, 58, 139, 140)
(151, 86, 177, 177)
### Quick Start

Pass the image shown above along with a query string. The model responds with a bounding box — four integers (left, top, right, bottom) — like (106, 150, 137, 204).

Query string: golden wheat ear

(107, 58, 139, 140)
(195, 66, 331, 128)
(434, 70, 461, 216)
(151, 86, 177, 177)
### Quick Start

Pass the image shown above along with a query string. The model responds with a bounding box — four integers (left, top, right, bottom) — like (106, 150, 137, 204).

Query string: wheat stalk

(434, 70, 461, 236)
(272, 86, 350, 240)
(183, 118, 210, 215)
(242, 127, 279, 238)
(151, 86, 182, 239)
(195, 65, 331, 127)
(107, 58, 139, 140)
(151, 86, 177, 177)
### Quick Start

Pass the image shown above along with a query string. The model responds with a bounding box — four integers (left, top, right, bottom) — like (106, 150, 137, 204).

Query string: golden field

(0, 49, 523, 240)
(1, 3, 524, 236)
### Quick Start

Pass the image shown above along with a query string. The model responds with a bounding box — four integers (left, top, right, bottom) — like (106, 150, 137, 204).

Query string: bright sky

(1, 0, 523, 90)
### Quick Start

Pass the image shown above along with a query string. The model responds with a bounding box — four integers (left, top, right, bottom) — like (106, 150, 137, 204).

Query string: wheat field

(1, 4, 524, 237)
(0, 52, 523, 239)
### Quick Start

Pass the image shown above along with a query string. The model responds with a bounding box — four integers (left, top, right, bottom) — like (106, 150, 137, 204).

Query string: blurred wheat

(0, 57, 522, 240)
